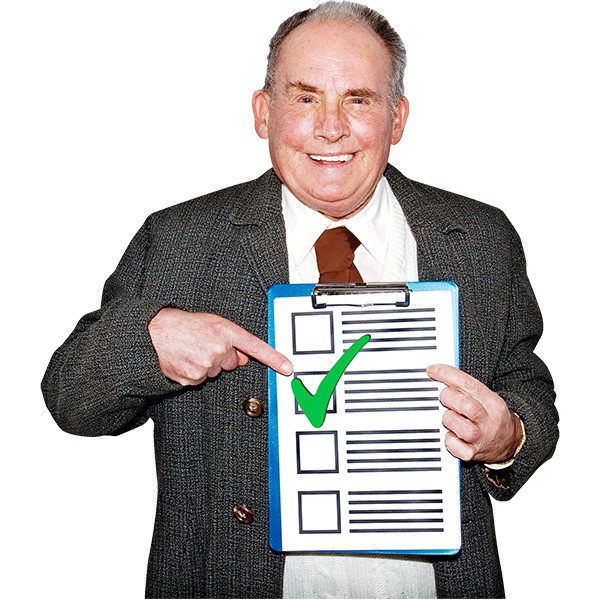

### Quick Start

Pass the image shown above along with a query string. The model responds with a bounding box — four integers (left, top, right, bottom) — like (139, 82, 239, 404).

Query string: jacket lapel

(384, 165, 467, 280)
(228, 170, 290, 294)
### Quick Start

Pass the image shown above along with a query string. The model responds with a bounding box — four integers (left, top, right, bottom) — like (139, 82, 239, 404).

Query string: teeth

(309, 154, 354, 162)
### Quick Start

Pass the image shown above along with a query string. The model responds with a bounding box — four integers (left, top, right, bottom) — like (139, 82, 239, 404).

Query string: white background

(1, 1, 597, 598)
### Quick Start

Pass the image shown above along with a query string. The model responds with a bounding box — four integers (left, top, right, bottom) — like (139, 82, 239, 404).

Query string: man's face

(253, 20, 409, 220)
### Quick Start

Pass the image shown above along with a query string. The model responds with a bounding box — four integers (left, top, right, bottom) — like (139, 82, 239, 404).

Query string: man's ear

(252, 90, 271, 139)
(391, 96, 409, 145)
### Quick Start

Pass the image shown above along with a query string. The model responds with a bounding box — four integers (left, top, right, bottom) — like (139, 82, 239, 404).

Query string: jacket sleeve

(477, 221, 559, 500)
(41, 216, 182, 437)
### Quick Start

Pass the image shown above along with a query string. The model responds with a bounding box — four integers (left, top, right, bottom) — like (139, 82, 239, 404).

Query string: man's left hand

(427, 364, 523, 464)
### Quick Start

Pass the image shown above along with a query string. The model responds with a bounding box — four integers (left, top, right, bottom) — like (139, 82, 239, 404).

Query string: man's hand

(427, 364, 523, 464)
(148, 308, 293, 386)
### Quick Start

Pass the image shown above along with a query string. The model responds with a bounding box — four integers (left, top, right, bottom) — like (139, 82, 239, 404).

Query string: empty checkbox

(296, 430, 339, 474)
(291, 312, 334, 354)
(298, 491, 341, 534)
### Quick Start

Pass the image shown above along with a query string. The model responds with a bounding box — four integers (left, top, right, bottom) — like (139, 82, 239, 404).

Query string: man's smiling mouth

(308, 153, 355, 163)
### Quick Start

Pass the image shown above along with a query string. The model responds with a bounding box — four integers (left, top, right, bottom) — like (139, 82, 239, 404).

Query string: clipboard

(268, 281, 461, 555)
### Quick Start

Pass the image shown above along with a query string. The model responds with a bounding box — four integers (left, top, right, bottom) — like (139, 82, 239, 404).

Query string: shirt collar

(281, 178, 389, 266)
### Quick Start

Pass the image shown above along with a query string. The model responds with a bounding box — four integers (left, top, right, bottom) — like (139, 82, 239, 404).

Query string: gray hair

(263, 1, 407, 109)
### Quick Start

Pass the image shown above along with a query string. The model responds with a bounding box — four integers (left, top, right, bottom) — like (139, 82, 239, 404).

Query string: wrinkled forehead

(274, 19, 393, 92)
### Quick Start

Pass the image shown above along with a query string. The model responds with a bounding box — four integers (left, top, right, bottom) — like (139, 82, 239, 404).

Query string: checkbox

(298, 491, 341, 534)
(296, 430, 339, 474)
(291, 311, 334, 354)
(293, 371, 337, 417)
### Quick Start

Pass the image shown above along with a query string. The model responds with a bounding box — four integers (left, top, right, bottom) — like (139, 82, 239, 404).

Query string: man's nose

(314, 102, 350, 142)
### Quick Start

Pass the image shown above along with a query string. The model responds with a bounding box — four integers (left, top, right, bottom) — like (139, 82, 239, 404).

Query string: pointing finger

(228, 322, 293, 376)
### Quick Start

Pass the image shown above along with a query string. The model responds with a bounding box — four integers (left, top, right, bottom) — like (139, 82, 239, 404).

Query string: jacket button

(233, 504, 254, 525)
(242, 397, 264, 418)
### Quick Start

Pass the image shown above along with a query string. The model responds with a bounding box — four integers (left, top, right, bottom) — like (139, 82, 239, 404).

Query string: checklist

(268, 282, 461, 555)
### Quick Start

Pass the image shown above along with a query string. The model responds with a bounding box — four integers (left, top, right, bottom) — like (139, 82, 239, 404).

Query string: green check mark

(291, 334, 371, 428)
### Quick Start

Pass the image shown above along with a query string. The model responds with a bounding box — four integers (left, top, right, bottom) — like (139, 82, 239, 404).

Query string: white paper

(269, 283, 461, 554)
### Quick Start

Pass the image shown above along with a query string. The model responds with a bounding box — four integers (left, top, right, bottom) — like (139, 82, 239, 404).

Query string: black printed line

(348, 467, 442, 473)
(348, 489, 442, 494)
(347, 448, 440, 454)
(348, 500, 443, 505)
(342, 327, 436, 334)
(345, 397, 438, 404)
(341, 318, 436, 324)
(345, 369, 427, 375)
(347, 457, 441, 464)
(358, 346, 438, 352)
(346, 387, 438, 394)
(347, 429, 440, 435)
(294, 371, 332, 376)
(345, 407, 439, 413)
(345, 378, 432, 384)
(349, 518, 443, 524)
(349, 509, 443, 514)
(343, 337, 437, 344)
(349, 528, 444, 533)
(347, 437, 441, 445)
(341, 308, 435, 315)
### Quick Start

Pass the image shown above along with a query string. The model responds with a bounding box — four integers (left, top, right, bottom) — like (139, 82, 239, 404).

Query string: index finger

(427, 363, 484, 397)
(229, 321, 293, 376)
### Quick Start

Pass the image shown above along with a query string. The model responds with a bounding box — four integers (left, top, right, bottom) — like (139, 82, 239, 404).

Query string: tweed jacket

(42, 165, 558, 599)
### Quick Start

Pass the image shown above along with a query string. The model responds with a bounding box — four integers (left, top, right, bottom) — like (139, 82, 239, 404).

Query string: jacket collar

(227, 170, 290, 293)
(384, 164, 467, 235)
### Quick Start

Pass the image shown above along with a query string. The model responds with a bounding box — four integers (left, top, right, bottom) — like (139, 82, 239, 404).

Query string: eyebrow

(286, 81, 319, 94)
(286, 81, 382, 100)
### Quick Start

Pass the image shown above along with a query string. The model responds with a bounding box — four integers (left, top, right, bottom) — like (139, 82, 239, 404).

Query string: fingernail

(281, 361, 294, 376)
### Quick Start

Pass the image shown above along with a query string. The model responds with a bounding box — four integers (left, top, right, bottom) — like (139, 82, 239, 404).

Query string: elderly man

(42, 1, 558, 598)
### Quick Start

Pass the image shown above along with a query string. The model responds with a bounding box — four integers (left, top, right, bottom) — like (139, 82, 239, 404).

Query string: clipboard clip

(311, 282, 412, 309)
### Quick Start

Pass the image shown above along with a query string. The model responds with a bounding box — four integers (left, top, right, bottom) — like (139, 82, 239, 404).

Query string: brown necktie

(314, 226, 364, 283)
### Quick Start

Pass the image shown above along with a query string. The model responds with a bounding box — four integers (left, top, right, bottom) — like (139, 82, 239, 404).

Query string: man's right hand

(148, 308, 293, 386)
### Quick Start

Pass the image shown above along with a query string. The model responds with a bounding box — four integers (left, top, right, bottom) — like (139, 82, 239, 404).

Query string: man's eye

(299, 96, 315, 103)
(350, 97, 367, 105)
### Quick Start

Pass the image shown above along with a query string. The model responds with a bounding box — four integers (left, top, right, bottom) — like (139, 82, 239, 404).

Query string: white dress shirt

(281, 177, 436, 599)
(282, 177, 419, 284)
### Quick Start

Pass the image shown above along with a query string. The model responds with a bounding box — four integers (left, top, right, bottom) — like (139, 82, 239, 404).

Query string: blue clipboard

(268, 281, 461, 555)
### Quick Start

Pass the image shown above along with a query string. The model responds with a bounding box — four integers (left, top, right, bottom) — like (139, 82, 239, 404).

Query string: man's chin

(311, 195, 373, 221)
